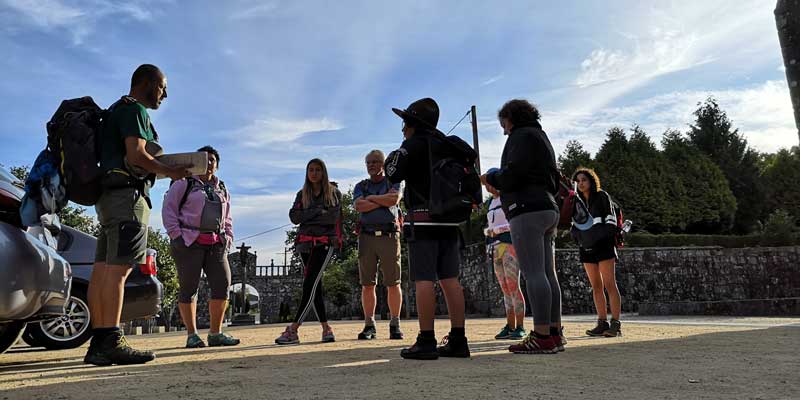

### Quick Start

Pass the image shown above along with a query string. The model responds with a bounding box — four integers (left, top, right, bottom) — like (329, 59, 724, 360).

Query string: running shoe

(358, 325, 377, 340)
(208, 332, 240, 347)
(186, 333, 206, 348)
(389, 324, 404, 340)
(509, 326, 526, 339)
(275, 326, 300, 345)
(322, 328, 336, 343)
(508, 332, 557, 354)
(586, 319, 610, 336)
(494, 325, 512, 340)
(552, 327, 566, 352)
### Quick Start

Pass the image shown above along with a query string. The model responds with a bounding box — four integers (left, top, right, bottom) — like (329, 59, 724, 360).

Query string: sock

(92, 327, 120, 343)
(419, 330, 435, 340)
(390, 317, 400, 327)
(549, 327, 560, 336)
(365, 317, 376, 327)
(533, 331, 550, 339)
(450, 327, 465, 338)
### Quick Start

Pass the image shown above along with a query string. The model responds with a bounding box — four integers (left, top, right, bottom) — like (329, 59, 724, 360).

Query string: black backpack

(423, 132, 482, 223)
(46, 97, 105, 206)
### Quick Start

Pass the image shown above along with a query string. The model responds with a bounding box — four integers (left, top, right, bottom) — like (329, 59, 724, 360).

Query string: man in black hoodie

(385, 98, 470, 360)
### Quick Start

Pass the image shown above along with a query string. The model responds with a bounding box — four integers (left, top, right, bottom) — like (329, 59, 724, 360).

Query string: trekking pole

(470, 105, 481, 174)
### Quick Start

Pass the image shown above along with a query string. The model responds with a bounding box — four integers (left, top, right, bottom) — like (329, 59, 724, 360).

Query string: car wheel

(21, 329, 42, 347)
(0, 321, 26, 355)
(27, 289, 92, 350)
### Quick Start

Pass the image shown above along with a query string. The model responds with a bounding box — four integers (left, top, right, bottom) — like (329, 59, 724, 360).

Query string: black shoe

(103, 331, 156, 365)
(83, 336, 111, 366)
(603, 319, 622, 337)
(586, 319, 610, 337)
(400, 335, 439, 360)
(389, 324, 404, 340)
(437, 335, 470, 358)
(358, 325, 377, 340)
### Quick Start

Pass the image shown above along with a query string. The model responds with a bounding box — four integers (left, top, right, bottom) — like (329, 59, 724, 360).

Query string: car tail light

(139, 248, 158, 275)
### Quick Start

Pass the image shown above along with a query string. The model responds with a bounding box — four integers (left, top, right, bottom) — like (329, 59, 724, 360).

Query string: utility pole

(470, 105, 481, 173)
(775, 0, 800, 143)
(231, 243, 254, 325)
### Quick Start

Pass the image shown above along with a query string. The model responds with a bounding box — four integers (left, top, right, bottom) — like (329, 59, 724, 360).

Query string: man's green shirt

(99, 100, 156, 173)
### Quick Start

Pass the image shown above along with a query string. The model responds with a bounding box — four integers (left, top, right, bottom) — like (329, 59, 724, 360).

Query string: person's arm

(124, 137, 190, 181)
(161, 179, 186, 240)
(223, 187, 234, 248)
(385, 143, 410, 185)
(353, 181, 381, 213)
(367, 188, 400, 207)
(289, 191, 322, 225)
(485, 134, 532, 191)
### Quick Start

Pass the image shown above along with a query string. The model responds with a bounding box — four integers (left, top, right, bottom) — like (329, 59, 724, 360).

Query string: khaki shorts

(94, 187, 150, 266)
(358, 233, 401, 286)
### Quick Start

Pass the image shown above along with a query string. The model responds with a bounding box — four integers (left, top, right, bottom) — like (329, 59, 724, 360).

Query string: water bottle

(622, 220, 633, 233)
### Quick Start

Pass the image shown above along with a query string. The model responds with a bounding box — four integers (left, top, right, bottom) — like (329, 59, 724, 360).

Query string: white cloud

(1, 0, 153, 44)
(229, 1, 278, 21)
(480, 74, 504, 87)
(227, 117, 343, 147)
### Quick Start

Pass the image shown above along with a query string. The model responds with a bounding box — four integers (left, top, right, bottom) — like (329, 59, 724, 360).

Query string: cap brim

(392, 108, 406, 119)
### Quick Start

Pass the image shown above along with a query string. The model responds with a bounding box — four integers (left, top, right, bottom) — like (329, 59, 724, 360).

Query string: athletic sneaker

(208, 332, 240, 347)
(509, 326, 526, 339)
(358, 325, 377, 340)
(400, 335, 439, 360)
(322, 328, 336, 343)
(586, 319, 610, 336)
(437, 335, 471, 358)
(186, 333, 206, 348)
(85, 331, 156, 366)
(275, 326, 300, 345)
(494, 325, 512, 340)
(603, 319, 622, 337)
(389, 324, 404, 340)
(508, 332, 557, 354)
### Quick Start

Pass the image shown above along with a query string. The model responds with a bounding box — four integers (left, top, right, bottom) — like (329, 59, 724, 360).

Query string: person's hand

(165, 164, 192, 181)
(487, 185, 500, 196)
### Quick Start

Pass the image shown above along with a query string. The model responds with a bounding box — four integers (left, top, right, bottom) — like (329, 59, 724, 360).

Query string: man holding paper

(84, 64, 191, 366)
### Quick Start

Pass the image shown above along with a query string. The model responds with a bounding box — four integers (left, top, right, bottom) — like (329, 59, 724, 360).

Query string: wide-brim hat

(392, 98, 440, 131)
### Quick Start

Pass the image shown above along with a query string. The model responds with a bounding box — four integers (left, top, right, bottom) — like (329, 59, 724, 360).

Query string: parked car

(0, 168, 71, 354)
(21, 224, 164, 350)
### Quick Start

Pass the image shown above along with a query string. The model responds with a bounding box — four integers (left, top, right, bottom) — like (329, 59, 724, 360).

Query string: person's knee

(179, 289, 199, 304)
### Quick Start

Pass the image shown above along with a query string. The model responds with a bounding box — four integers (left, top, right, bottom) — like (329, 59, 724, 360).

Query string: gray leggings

(171, 239, 232, 303)
(509, 210, 561, 326)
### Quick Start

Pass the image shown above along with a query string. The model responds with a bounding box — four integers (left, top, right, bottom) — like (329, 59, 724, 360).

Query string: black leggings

(294, 245, 332, 323)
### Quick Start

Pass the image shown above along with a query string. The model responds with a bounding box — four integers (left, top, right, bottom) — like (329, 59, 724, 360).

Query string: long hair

(301, 158, 337, 208)
(572, 167, 602, 200)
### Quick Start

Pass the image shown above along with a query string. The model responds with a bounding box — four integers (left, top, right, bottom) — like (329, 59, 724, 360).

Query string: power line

(446, 109, 473, 134)
(237, 223, 294, 242)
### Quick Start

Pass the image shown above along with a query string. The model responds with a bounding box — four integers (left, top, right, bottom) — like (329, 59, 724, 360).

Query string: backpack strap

(177, 178, 197, 212)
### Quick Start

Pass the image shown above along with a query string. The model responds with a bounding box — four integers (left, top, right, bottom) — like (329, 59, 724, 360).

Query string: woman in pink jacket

(162, 145, 239, 348)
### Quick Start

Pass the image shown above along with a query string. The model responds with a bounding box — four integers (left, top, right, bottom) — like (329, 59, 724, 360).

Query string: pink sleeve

(224, 189, 234, 245)
(162, 179, 186, 240)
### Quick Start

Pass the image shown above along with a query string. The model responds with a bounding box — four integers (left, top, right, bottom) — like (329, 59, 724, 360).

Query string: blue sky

(0, 0, 796, 264)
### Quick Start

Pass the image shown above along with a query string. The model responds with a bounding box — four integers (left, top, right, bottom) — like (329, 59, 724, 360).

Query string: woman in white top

(485, 190, 526, 340)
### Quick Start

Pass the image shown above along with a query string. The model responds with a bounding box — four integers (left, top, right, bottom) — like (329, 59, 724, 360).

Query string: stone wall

(195, 245, 800, 326)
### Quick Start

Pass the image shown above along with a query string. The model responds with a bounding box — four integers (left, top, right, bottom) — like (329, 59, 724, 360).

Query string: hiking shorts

(408, 238, 460, 282)
(171, 239, 231, 303)
(95, 187, 150, 266)
(579, 237, 618, 264)
(358, 233, 401, 286)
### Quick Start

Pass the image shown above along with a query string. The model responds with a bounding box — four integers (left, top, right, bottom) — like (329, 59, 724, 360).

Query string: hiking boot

(586, 319, 610, 336)
(389, 324, 404, 340)
(322, 327, 336, 343)
(358, 325, 377, 340)
(186, 333, 207, 348)
(437, 335, 471, 358)
(208, 332, 240, 347)
(603, 319, 622, 337)
(552, 327, 567, 352)
(494, 325, 512, 340)
(509, 326, 526, 339)
(103, 331, 156, 365)
(508, 332, 558, 354)
(83, 336, 111, 366)
(400, 335, 439, 360)
(275, 326, 300, 345)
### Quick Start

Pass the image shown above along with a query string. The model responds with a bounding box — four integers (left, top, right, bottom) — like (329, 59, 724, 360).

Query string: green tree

(147, 227, 179, 329)
(558, 140, 593, 175)
(661, 130, 737, 233)
(760, 209, 798, 246)
(689, 98, 765, 233)
(762, 147, 800, 225)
